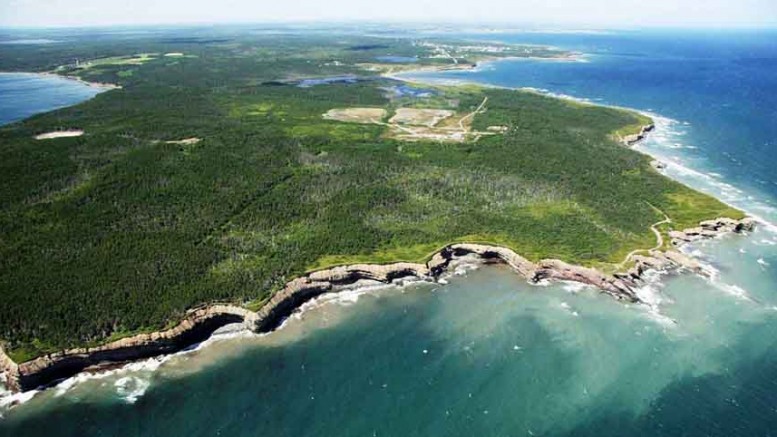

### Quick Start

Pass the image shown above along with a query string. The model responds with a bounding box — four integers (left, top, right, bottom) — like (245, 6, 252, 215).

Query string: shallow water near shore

(0, 73, 105, 126)
(2, 29, 777, 435)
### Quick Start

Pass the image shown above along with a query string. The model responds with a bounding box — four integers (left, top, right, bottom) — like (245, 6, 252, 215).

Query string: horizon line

(1, 19, 777, 31)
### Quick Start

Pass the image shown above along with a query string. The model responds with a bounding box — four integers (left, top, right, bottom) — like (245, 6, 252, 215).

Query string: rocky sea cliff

(0, 210, 755, 393)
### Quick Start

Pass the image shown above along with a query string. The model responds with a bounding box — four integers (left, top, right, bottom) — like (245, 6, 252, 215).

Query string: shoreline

(379, 52, 584, 83)
(0, 62, 759, 399)
(386, 61, 777, 229)
(40, 71, 121, 90)
(0, 71, 121, 91)
(0, 210, 754, 395)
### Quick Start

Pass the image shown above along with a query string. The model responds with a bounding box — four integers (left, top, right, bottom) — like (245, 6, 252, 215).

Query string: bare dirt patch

(34, 130, 84, 140)
(323, 108, 387, 124)
(165, 137, 201, 145)
(389, 108, 454, 127)
(487, 125, 509, 133)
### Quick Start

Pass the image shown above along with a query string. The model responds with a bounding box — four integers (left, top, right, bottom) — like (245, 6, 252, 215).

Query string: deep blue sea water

(2, 30, 777, 437)
(0, 73, 104, 125)
(406, 30, 777, 223)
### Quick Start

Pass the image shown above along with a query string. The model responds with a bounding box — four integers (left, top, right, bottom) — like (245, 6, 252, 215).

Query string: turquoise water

(2, 30, 777, 436)
(375, 55, 419, 63)
(0, 73, 104, 125)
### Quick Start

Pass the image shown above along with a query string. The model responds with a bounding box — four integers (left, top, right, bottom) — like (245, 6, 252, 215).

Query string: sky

(1, 0, 776, 28)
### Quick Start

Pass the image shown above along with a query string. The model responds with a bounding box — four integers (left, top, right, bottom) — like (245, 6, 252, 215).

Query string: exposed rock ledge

(0, 217, 754, 394)
(618, 217, 756, 281)
(1, 305, 255, 394)
(622, 123, 655, 146)
(668, 217, 754, 246)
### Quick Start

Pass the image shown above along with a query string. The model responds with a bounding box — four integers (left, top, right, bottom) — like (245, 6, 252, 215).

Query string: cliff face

(254, 263, 427, 332)
(1, 306, 254, 393)
(533, 259, 638, 301)
(0, 217, 755, 394)
(668, 217, 755, 245)
(622, 123, 655, 146)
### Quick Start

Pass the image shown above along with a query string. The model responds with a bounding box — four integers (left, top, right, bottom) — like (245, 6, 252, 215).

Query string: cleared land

(34, 130, 84, 140)
(326, 97, 497, 142)
(0, 33, 742, 362)
(323, 107, 387, 124)
(389, 108, 454, 127)
(68, 54, 157, 70)
(165, 137, 201, 145)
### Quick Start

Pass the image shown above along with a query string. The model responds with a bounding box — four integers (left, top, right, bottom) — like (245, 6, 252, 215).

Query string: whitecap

(561, 281, 589, 293)
(114, 376, 150, 404)
(559, 302, 579, 317)
(0, 388, 39, 413)
(709, 280, 751, 301)
(289, 283, 384, 318)
(278, 274, 436, 331)
(633, 272, 676, 327)
(51, 355, 168, 399)
(453, 260, 481, 276)
(686, 248, 705, 258)
(32, 324, 258, 404)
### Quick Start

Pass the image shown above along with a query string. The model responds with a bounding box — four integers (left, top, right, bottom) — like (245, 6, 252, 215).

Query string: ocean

(2, 30, 777, 436)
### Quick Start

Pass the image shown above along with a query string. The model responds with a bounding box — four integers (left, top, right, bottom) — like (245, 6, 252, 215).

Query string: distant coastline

(380, 51, 584, 83)
(0, 71, 119, 92)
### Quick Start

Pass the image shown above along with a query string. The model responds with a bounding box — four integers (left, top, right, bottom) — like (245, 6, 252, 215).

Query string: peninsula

(0, 31, 745, 392)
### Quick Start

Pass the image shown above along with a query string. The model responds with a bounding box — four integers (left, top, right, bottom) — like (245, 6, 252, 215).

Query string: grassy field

(0, 28, 741, 362)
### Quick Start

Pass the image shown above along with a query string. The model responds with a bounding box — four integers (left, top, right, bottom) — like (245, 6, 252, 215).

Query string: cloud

(1, 0, 776, 28)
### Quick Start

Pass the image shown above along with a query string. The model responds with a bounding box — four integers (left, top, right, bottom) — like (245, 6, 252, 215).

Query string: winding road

(616, 205, 672, 270)
(458, 96, 489, 130)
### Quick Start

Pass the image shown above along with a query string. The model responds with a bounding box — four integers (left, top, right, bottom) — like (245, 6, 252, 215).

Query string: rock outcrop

(533, 259, 638, 301)
(443, 245, 638, 301)
(650, 160, 666, 170)
(622, 123, 655, 146)
(447, 244, 535, 277)
(254, 262, 427, 332)
(668, 217, 756, 246)
(621, 217, 755, 281)
(1, 305, 255, 393)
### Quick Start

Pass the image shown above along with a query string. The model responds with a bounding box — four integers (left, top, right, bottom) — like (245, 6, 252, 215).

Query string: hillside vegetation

(0, 29, 741, 361)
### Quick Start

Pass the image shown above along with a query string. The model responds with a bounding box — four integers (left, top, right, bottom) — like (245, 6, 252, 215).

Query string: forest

(0, 27, 741, 361)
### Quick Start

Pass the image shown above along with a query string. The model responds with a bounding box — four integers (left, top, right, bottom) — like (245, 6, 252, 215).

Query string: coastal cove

(1, 28, 777, 436)
(0, 72, 111, 126)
